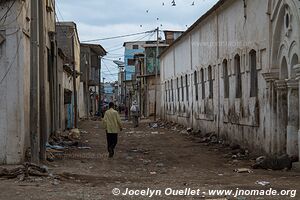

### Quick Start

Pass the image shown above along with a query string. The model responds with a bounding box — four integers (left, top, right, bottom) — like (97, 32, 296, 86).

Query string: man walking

(103, 102, 122, 158)
(130, 100, 140, 128)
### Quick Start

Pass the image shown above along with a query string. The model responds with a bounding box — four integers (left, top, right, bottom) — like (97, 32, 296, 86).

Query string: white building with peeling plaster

(160, 0, 300, 158)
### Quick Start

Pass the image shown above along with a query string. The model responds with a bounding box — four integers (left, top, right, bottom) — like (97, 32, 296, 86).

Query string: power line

(55, 0, 65, 21)
(104, 31, 155, 55)
(102, 60, 119, 81)
(0, 32, 22, 85)
(0, 1, 25, 27)
(0, 0, 17, 25)
(82, 30, 156, 42)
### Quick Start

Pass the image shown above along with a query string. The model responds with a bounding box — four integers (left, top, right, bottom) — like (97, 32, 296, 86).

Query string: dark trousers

(106, 133, 118, 155)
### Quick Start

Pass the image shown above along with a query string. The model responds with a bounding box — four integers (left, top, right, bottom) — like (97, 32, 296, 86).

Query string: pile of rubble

(0, 163, 49, 181)
(46, 129, 91, 162)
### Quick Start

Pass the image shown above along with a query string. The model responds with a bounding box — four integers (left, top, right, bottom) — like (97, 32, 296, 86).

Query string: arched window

(235, 54, 242, 98)
(249, 50, 257, 97)
(223, 59, 229, 98)
(280, 57, 288, 79)
(194, 71, 199, 101)
(185, 74, 189, 102)
(201, 68, 205, 99)
(208, 66, 213, 99)
(291, 54, 299, 78)
(181, 76, 184, 101)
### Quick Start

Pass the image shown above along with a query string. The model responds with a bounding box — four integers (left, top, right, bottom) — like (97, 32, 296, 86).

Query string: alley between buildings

(0, 119, 300, 200)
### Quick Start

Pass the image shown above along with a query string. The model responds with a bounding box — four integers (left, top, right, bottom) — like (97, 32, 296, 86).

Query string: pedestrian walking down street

(130, 100, 140, 128)
(103, 102, 123, 158)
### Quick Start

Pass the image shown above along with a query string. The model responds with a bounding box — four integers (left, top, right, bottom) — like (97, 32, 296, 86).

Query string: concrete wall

(160, 0, 300, 155)
(0, 1, 31, 164)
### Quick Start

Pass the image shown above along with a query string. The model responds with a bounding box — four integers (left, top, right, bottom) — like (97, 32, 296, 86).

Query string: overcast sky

(57, 0, 219, 82)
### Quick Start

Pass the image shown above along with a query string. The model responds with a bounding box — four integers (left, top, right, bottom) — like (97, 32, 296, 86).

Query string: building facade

(80, 43, 106, 117)
(160, 0, 300, 157)
(123, 41, 146, 81)
(0, 0, 56, 164)
(56, 22, 81, 128)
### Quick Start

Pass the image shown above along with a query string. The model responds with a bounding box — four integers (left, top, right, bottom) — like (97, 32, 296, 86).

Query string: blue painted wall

(124, 48, 144, 80)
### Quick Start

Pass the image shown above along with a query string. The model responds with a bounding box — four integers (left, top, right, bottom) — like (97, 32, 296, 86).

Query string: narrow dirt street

(1, 119, 300, 200)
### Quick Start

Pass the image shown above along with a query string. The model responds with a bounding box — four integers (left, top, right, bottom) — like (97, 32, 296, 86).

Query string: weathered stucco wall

(160, 0, 300, 156)
(0, 1, 31, 164)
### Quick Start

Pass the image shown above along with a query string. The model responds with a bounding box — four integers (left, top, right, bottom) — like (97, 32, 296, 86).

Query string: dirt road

(0, 119, 300, 200)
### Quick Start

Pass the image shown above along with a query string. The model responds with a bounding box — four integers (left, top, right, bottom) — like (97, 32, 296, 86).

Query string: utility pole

(30, 0, 40, 164)
(154, 27, 159, 121)
(38, 0, 47, 161)
(72, 35, 78, 128)
(98, 58, 102, 116)
(124, 69, 127, 114)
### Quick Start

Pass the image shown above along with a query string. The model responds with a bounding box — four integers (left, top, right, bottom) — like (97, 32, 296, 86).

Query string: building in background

(103, 82, 116, 103)
(56, 22, 81, 129)
(57, 49, 73, 131)
(163, 30, 185, 45)
(80, 43, 107, 117)
(123, 41, 146, 81)
(140, 41, 169, 117)
(114, 60, 125, 110)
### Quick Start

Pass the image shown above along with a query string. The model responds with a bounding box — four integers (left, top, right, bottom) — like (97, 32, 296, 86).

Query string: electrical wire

(0, 31, 22, 85)
(0, 0, 17, 24)
(0, 0, 25, 28)
(81, 30, 156, 42)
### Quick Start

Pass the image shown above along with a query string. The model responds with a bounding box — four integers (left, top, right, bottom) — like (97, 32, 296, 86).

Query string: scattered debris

(143, 160, 151, 165)
(149, 123, 158, 128)
(128, 148, 149, 154)
(77, 146, 91, 150)
(69, 128, 81, 139)
(255, 180, 271, 186)
(80, 130, 88, 134)
(0, 163, 49, 180)
(46, 144, 65, 150)
(52, 179, 60, 186)
(156, 163, 164, 167)
(234, 168, 253, 173)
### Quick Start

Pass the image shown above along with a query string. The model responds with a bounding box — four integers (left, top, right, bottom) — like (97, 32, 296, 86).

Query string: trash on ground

(252, 154, 292, 170)
(149, 123, 158, 128)
(69, 128, 81, 139)
(0, 163, 49, 180)
(128, 148, 149, 154)
(46, 144, 65, 150)
(234, 168, 253, 173)
(156, 163, 164, 167)
(255, 180, 271, 186)
(77, 146, 91, 150)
